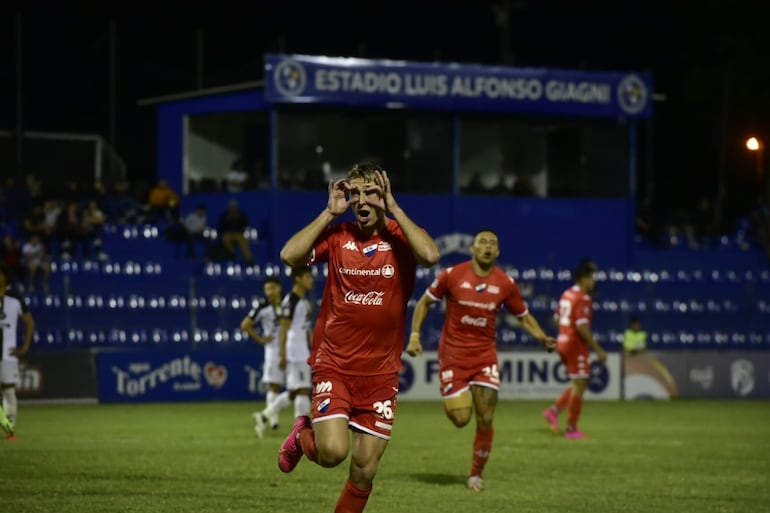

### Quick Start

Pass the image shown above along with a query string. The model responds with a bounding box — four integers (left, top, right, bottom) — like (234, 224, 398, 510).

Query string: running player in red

(543, 258, 607, 439)
(277, 161, 439, 513)
(406, 229, 556, 492)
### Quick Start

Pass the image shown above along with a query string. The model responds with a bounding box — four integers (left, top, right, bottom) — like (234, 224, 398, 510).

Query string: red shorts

(557, 341, 590, 379)
(438, 357, 500, 398)
(310, 369, 399, 440)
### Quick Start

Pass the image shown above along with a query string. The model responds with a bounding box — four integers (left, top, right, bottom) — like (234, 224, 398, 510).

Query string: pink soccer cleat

(542, 408, 559, 433)
(564, 429, 587, 439)
(277, 415, 311, 473)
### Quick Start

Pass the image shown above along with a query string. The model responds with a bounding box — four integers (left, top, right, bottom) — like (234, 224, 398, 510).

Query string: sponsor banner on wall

(17, 350, 97, 400)
(624, 350, 770, 400)
(399, 351, 621, 401)
(265, 53, 652, 118)
(97, 349, 266, 403)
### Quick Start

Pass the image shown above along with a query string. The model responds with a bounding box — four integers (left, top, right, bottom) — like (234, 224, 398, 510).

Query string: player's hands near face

(406, 333, 423, 357)
(366, 170, 398, 213)
(540, 335, 557, 353)
(326, 179, 352, 216)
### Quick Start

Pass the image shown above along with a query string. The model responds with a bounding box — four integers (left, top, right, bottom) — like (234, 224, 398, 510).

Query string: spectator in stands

(183, 204, 209, 258)
(21, 234, 51, 293)
(22, 205, 50, 245)
(623, 317, 647, 355)
(82, 200, 108, 260)
(64, 181, 84, 207)
(462, 172, 486, 195)
(512, 175, 537, 196)
(216, 199, 253, 265)
(148, 179, 179, 223)
(106, 179, 145, 223)
(57, 202, 88, 259)
(90, 179, 110, 212)
(226, 158, 249, 192)
(0, 235, 23, 289)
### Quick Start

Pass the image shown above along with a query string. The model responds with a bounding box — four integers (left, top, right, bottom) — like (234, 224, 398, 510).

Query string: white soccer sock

(294, 394, 310, 418)
(2, 388, 17, 425)
(264, 391, 290, 416)
(266, 390, 279, 408)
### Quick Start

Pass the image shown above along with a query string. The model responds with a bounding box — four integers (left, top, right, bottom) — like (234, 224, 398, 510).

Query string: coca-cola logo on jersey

(461, 315, 488, 327)
(344, 291, 385, 305)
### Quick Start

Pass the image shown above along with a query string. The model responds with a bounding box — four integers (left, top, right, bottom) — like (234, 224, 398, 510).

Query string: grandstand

(25, 221, 769, 352)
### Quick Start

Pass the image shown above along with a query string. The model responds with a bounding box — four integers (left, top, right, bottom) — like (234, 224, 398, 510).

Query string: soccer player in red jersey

(543, 258, 607, 439)
(406, 229, 556, 492)
(277, 161, 439, 513)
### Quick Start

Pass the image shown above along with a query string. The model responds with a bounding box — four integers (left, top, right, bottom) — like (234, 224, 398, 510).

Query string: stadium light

(745, 136, 764, 178)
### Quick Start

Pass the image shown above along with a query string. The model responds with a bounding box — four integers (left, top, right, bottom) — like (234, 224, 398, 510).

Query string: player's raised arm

(280, 179, 351, 266)
(372, 170, 439, 268)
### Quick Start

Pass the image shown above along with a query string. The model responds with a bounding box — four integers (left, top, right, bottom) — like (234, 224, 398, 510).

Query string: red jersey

(426, 261, 528, 364)
(310, 219, 418, 375)
(556, 285, 593, 347)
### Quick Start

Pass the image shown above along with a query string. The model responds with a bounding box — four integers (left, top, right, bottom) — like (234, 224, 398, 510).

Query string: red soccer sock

(299, 426, 318, 463)
(567, 394, 583, 431)
(554, 386, 572, 413)
(469, 425, 494, 478)
(334, 479, 372, 513)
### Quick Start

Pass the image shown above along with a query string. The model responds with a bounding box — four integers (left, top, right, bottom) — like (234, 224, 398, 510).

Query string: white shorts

(286, 361, 312, 391)
(0, 360, 20, 386)
(261, 360, 285, 386)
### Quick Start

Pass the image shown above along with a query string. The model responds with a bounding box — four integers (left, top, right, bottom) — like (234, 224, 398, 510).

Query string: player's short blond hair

(347, 161, 385, 182)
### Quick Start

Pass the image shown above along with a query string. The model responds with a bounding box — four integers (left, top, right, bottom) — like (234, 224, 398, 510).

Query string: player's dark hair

(473, 228, 499, 241)
(574, 258, 597, 281)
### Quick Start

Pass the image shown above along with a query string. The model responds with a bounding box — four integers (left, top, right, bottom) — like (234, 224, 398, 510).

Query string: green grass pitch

(1, 400, 768, 512)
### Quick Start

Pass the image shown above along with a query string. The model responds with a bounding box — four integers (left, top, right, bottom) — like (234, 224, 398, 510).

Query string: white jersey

(247, 298, 281, 365)
(1, 290, 29, 362)
(280, 292, 312, 363)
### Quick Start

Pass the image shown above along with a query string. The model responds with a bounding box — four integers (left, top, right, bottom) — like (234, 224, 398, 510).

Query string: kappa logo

(342, 241, 358, 251)
(315, 381, 333, 394)
(460, 281, 472, 289)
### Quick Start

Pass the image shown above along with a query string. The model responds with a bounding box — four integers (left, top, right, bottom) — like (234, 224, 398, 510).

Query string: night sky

(2, 2, 769, 227)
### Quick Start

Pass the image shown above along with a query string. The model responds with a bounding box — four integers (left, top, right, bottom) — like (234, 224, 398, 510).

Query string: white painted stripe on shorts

(312, 413, 348, 425)
(349, 421, 391, 441)
(469, 381, 500, 391)
(443, 385, 470, 398)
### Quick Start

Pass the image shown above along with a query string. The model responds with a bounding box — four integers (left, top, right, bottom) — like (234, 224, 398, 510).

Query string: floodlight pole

(109, 19, 117, 149)
(15, 12, 23, 177)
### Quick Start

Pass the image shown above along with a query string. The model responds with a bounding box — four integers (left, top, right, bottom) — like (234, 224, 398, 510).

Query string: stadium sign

(97, 350, 266, 403)
(399, 351, 622, 400)
(265, 53, 652, 118)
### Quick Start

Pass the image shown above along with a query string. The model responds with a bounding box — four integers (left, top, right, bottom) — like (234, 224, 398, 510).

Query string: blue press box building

(16, 54, 770, 402)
